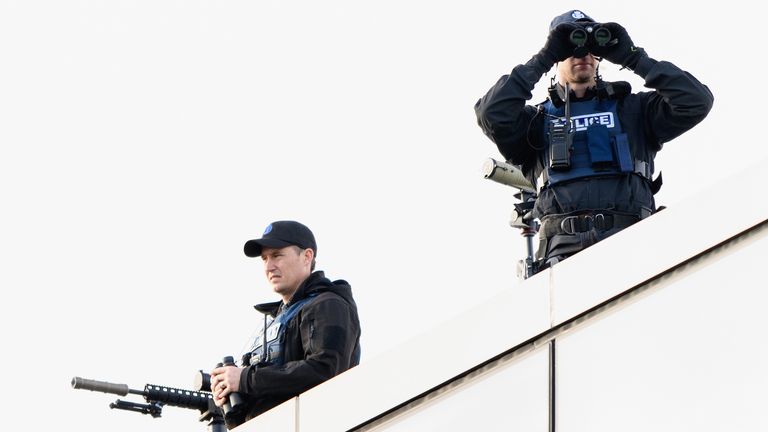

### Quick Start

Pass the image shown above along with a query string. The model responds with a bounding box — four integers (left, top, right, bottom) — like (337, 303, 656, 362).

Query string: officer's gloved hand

(590, 22, 647, 70)
(529, 23, 580, 75)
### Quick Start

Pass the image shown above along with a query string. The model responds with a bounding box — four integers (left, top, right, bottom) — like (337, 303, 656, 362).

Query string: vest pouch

(613, 133, 634, 173)
(249, 294, 318, 367)
(542, 98, 634, 186)
(586, 124, 613, 169)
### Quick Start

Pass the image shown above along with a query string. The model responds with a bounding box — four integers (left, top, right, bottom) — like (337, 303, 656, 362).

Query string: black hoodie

(231, 271, 361, 427)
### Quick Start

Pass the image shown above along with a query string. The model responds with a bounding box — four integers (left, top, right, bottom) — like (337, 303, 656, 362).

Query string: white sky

(2, 1, 764, 431)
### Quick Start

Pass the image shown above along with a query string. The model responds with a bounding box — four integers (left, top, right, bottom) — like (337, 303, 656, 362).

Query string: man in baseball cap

(210, 220, 361, 428)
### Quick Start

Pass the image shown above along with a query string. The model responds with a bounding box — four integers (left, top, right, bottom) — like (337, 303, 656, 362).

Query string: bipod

(108, 393, 226, 432)
(110, 399, 164, 418)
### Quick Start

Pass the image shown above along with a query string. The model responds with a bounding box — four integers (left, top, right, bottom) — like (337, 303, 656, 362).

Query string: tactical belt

(540, 212, 640, 238)
(538, 160, 655, 190)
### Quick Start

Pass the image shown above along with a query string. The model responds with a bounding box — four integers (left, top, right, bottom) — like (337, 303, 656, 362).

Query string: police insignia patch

(571, 10, 587, 20)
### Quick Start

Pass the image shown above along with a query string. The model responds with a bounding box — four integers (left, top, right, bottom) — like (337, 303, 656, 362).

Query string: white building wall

(558, 226, 768, 431)
(238, 164, 768, 432)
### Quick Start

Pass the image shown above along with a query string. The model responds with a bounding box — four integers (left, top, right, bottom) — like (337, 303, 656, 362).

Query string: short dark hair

(291, 245, 317, 271)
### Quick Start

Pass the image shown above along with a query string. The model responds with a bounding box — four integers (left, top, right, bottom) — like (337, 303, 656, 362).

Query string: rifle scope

(481, 158, 536, 193)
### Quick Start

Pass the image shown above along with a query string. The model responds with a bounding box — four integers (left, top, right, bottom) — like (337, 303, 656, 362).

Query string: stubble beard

(571, 68, 594, 84)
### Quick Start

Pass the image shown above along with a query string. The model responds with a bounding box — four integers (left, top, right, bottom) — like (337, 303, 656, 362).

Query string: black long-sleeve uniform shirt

(230, 271, 361, 428)
(475, 55, 713, 258)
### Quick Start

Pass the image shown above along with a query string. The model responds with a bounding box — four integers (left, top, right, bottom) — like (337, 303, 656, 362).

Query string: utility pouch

(613, 133, 634, 172)
(586, 123, 613, 168)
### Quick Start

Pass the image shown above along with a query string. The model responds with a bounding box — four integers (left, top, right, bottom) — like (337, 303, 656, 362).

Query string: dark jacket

(475, 55, 714, 259)
(231, 271, 361, 427)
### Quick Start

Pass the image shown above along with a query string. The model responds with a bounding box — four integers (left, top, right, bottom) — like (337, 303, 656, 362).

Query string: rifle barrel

(71, 376, 137, 396)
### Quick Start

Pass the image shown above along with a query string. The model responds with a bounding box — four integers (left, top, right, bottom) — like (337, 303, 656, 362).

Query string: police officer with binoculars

(475, 10, 714, 270)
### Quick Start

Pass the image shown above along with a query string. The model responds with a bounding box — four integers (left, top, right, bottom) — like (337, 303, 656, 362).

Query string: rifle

(71, 376, 225, 432)
(481, 157, 540, 279)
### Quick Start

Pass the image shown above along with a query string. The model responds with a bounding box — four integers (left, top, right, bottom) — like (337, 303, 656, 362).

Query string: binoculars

(568, 24, 612, 57)
(194, 356, 245, 419)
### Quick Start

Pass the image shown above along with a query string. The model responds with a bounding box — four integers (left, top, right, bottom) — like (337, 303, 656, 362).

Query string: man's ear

(304, 248, 315, 265)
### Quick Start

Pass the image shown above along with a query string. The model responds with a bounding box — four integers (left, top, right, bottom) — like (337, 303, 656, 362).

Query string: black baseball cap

(549, 10, 595, 32)
(244, 221, 317, 258)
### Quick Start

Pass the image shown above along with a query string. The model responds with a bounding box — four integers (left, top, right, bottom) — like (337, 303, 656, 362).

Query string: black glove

(529, 23, 581, 74)
(590, 22, 647, 70)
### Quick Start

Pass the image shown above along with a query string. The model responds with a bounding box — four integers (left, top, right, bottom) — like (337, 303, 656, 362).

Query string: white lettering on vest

(549, 112, 615, 132)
